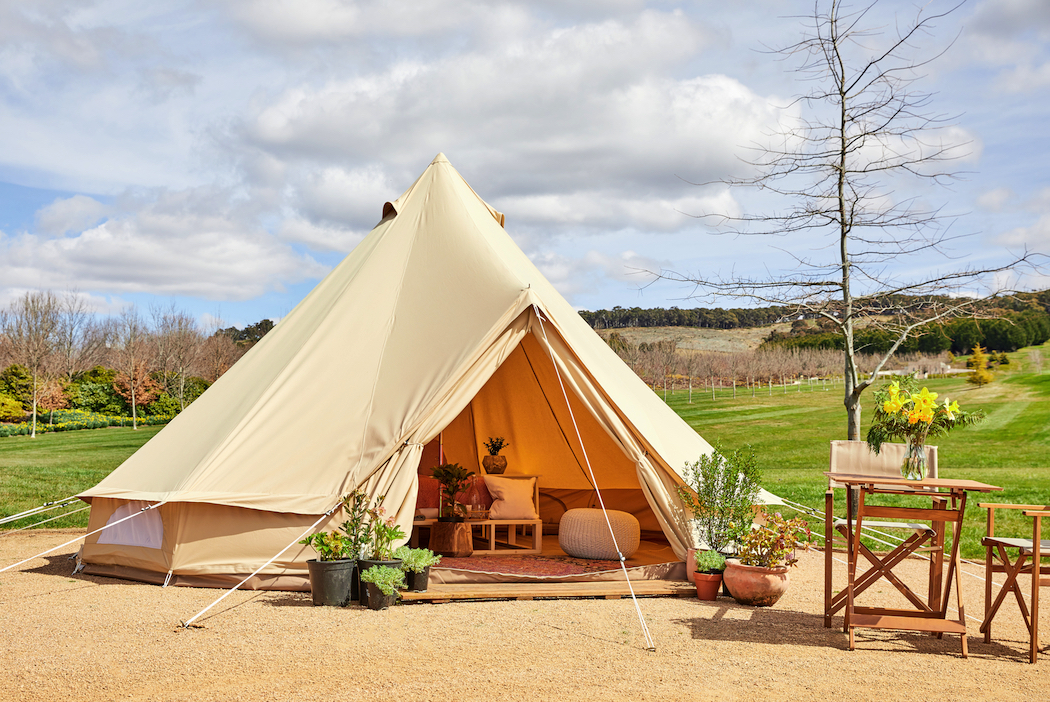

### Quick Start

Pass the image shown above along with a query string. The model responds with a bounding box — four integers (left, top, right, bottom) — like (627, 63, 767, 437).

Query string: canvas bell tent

(77, 154, 770, 589)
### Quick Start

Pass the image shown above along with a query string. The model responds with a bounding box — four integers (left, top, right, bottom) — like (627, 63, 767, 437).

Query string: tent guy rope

(0, 497, 80, 527)
(3, 505, 91, 534)
(0, 501, 167, 574)
(179, 502, 341, 628)
(533, 306, 656, 652)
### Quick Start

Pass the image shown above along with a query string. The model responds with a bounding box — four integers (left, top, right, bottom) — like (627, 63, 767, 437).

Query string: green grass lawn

(1, 347, 1046, 560)
(664, 347, 1050, 558)
(0, 426, 161, 529)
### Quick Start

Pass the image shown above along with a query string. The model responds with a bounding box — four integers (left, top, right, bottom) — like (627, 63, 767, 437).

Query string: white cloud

(4, 189, 326, 300)
(278, 217, 366, 253)
(35, 195, 110, 235)
(977, 187, 1014, 212)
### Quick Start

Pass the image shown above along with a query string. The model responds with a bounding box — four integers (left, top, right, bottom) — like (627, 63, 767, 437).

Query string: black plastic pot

(364, 582, 397, 610)
(438, 516, 464, 523)
(357, 559, 402, 606)
(306, 558, 357, 607)
(403, 565, 431, 592)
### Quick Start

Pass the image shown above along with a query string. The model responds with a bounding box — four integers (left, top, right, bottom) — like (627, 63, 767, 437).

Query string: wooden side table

(825, 473, 1001, 657)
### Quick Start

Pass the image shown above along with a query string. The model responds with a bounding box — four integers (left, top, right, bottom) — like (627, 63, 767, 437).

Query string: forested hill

(578, 305, 785, 330)
(578, 290, 1050, 355)
(578, 290, 1050, 332)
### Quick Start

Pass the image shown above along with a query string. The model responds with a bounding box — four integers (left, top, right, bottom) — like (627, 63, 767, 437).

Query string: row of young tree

(605, 334, 1001, 401)
(0, 291, 274, 437)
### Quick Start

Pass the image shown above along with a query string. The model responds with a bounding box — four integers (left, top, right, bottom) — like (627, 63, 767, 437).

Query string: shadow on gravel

(671, 597, 1028, 660)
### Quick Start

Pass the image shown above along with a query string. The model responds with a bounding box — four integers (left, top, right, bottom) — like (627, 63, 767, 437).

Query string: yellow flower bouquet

(866, 378, 984, 480)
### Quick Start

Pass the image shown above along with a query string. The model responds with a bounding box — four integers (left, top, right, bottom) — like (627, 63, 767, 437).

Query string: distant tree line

(582, 290, 1050, 355)
(764, 305, 1050, 356)
(0, 290, 276, 436)
(578, 305, 786, 330)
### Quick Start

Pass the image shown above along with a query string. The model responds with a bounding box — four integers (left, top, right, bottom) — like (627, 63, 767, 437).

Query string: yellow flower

(912, 387, 938, 411)
(888, 381, 901, 397)
(907, 410, 922, 424)
(941, 398, 957, 420)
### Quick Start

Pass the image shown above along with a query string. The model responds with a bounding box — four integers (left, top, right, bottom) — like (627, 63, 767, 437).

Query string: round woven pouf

(558, 508, 640, 560)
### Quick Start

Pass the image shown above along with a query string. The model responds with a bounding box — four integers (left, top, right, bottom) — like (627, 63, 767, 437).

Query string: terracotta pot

(693, 571, 722, 601)
(482, 455, 508, 474)
(722, 559, 790, 607)
(685, 548, 698, 580)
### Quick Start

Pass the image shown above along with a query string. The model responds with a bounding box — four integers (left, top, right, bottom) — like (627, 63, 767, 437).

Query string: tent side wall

(80, 498, 346, 590)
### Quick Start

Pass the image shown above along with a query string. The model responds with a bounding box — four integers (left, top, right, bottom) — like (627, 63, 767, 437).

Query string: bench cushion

(486, 475, 539, 520)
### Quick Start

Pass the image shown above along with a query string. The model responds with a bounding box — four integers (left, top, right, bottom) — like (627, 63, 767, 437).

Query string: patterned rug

(437, 554, 623, 577)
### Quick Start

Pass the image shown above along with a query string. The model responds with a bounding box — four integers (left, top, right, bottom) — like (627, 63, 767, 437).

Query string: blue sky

(1, 0, 1048, 329)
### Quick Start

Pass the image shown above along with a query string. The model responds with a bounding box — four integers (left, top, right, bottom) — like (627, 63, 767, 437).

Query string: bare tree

(152, 304, 205, 410)
(55, 292, 109, 382)
(112, 307, 157, 429)
(659, 1, 1041, 438)
(200, 328, 244, 383)
(680, 349, 701, 403)
(3, 291, 60, 437)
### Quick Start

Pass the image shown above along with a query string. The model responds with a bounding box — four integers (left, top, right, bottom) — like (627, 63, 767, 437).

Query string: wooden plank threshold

(850, 614, 967, 635)
(400, 580, 695, 603)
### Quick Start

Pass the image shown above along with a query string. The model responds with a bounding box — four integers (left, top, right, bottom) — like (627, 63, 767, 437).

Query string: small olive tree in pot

(677, 443, 762, 556)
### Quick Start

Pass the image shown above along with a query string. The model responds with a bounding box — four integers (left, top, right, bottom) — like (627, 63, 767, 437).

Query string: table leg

(824, 489, 834, 628)
(844, 485, 855, 634)
(929, 496, 946, 613)
(847, 488, 866, 648)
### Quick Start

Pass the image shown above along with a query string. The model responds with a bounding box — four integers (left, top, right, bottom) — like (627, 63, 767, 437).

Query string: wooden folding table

(825, 473, 1001, 657)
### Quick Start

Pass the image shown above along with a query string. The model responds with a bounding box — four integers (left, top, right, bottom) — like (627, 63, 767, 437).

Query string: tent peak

(431, 152, 449, 164)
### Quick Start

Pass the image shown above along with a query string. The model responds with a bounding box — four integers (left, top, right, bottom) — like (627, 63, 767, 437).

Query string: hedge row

(0, 409, 173, 438)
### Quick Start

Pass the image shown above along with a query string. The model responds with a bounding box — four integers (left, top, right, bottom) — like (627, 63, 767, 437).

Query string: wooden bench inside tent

(411, 474, 543, 555)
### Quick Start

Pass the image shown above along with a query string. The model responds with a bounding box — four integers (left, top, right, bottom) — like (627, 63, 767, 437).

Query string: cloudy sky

(1, 0, 1047, 328)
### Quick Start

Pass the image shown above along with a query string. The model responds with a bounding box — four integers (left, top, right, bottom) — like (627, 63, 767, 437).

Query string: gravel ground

(1, 529, 1046, 701)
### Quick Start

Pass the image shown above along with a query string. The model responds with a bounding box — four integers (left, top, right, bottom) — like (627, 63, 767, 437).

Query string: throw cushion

(485, 475, 539, 520)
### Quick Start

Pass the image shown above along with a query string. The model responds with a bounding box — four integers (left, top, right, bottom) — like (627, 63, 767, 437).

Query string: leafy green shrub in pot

(694, 549, 726, 574)
(360, 565, 406, 597)
(677, 443, 761, 555)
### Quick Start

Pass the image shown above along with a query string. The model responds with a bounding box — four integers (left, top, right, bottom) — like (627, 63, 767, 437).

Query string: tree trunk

(131, 382, 138, 430)
(30, 375, 38, 438)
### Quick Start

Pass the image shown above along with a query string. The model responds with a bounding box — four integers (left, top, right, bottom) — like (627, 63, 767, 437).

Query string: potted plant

(723, 511, 811, 607)
(677, 443, 761, 574)
(359, 565, 405, 610)
(394, 545, 442, 592)
(482, 436, 510, 474)
(338, 489, 371, 601)
(357, 494, 407, 606)
(299, 530, 357, 607)
(692, 549, 726, 601)
(431, 462, 475, 521)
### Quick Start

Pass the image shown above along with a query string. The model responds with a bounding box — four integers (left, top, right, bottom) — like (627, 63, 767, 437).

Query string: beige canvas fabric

(78, 153, 777, 588)
(828, 439, 938, 490)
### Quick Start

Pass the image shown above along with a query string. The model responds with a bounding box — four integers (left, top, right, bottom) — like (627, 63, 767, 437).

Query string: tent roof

(81, 154, 742, 514)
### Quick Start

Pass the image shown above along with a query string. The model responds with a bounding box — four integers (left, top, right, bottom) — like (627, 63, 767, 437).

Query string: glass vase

(900, 439, 928, 481)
